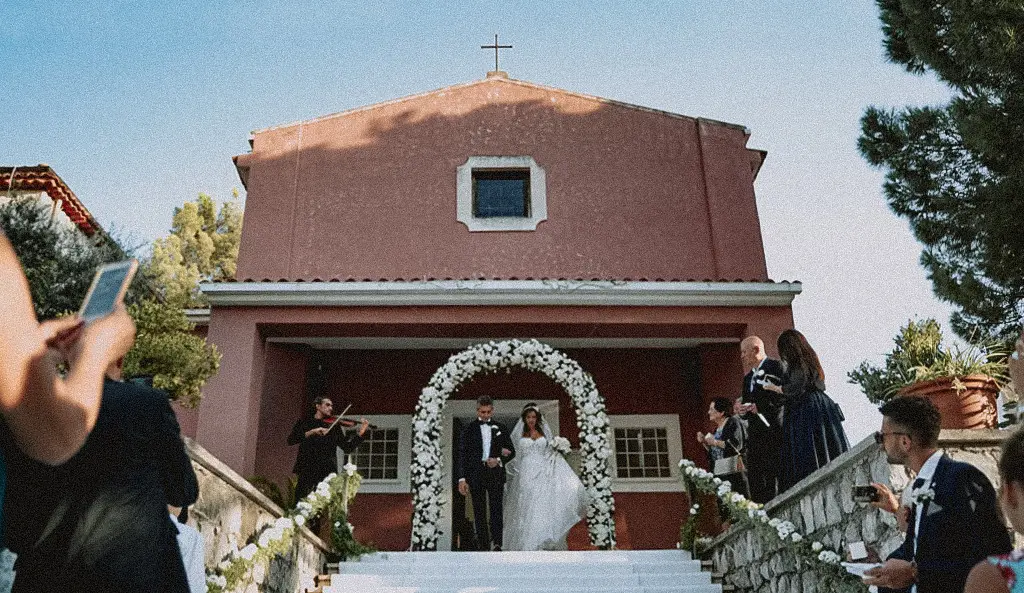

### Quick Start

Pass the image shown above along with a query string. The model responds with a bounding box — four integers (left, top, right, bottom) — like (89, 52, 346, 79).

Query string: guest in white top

(170, 506, 206, 593)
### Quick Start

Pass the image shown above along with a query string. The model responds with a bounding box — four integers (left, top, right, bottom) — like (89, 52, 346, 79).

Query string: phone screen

(80, 261, 136, 321)
(851, 485, 878, 503)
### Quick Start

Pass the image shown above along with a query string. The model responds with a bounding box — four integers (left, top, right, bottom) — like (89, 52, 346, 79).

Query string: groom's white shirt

(479, 418, 491, 462)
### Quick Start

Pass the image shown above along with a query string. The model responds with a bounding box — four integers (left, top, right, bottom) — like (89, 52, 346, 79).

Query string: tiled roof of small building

(0, 165, 101, 237)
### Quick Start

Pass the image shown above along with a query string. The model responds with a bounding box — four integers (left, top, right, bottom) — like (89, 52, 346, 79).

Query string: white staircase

(320, 549, 721, 593)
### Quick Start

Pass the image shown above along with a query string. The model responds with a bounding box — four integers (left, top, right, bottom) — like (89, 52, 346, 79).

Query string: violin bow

(326, 403, 353, 432)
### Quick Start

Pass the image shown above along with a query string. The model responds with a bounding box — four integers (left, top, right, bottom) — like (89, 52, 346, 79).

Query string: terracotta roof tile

(0, 165, 100, 237)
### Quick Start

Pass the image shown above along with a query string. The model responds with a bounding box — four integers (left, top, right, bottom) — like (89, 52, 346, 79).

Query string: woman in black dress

(765, 330, 849, 492)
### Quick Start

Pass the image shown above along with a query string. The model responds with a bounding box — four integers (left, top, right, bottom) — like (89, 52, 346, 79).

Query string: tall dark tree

(859, 0, 1024, 341)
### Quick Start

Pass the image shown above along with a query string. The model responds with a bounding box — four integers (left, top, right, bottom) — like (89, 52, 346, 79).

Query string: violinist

(287, 397, 369, 501)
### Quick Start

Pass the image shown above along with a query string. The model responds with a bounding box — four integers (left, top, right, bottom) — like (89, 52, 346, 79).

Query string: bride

(503, 403, 589, 551)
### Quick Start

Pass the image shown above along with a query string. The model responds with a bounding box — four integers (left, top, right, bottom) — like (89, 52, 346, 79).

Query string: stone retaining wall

(187, 438, 329, 593)
(707, 430, 1010, 593)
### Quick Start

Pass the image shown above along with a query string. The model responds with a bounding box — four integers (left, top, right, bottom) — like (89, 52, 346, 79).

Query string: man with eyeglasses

(864, 396, 1010, 593)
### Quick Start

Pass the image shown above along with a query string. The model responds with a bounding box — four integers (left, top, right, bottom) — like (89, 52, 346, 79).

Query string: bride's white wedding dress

(503, 433, 589, 551)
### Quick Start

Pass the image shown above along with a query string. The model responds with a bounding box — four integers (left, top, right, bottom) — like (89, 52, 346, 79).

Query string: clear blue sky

(1, 1, 956, 443)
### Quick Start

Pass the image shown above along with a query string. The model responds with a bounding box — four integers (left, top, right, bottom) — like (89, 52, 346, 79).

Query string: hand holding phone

(79, 260, 138, 322)
(852, 485, 879, 503)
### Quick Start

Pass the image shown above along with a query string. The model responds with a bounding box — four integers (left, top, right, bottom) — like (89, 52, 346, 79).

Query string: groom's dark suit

(740, 357, 785, 503)
(881, 454, 1011, 593)
(456, 419, 515, 550)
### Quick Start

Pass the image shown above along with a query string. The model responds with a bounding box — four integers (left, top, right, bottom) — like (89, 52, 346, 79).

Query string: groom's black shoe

(492, 545, 502, 552)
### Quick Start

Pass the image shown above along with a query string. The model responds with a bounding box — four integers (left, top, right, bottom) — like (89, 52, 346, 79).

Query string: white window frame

(337, 414, 411, 494)
(607, 414, 684, 492)
(456, 156, 547, 231)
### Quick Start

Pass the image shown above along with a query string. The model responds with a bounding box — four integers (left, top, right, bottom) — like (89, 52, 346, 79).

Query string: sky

(1, 1, 957, 444)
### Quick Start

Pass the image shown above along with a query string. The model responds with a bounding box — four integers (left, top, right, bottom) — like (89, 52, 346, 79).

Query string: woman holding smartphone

(0, 232, 136, 465)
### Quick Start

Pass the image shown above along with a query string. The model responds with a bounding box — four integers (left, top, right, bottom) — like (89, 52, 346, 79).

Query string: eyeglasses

(873, 431, 909, 444)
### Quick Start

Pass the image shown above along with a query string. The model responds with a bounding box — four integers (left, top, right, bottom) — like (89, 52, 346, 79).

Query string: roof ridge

(246, 76, 750, 137)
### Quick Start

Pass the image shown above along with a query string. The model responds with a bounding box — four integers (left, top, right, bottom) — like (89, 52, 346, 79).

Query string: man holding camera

(864, 396, 1010, 593)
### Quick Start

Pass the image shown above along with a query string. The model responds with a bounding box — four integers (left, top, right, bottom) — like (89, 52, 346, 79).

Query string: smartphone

(852, 485, 879, 503)
(79, 260, 138, 322)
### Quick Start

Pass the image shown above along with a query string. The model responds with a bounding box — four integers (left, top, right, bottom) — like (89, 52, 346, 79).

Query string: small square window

(613, 426, 671, 479)
(457, 156, 547, 231)
(352, 428, 400, 482)
(472, 169, 530, 218)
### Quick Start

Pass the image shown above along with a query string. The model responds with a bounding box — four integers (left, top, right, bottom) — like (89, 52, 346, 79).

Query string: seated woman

(697, 396, 750, 500)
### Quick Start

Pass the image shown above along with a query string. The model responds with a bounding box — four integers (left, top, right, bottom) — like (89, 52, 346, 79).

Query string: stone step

(335, 560, 704, 576)
(336, 549, 694, 565)
(321, 577, 719, 593)
(321, 549, 721, 593)
(323, 572, 713, 587)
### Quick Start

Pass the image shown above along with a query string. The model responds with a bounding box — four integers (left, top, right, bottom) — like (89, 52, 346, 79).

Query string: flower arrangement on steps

(679, 459, 867, 592)
(410, 338, 616, 550)
(206, 465, 372, 593)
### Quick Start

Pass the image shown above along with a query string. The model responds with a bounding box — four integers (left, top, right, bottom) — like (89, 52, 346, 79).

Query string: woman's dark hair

(878, 395, 941, 447)
(777, 329, 825, 382)
(521, 403, 543, 436)
(999, 426, 1024, 486)
(711, 397, 733, 415)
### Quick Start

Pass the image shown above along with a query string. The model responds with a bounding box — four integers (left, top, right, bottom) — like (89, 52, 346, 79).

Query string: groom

(457, 395, 516, 551)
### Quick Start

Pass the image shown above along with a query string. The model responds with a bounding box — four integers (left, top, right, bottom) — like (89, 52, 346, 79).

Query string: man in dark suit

(738, 336, 785, 503)
(865, 396, 1011, 593)
(456, 395, 516, 551)
(2, 361, 200, 593)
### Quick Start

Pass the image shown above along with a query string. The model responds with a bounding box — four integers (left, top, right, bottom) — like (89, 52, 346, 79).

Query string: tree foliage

(0, 198, 127, 319)
(147, 192, 242, 308)
(122, 299, 220, 408)
(859, 0, 1024, 341)
(0, 196, 219, 405)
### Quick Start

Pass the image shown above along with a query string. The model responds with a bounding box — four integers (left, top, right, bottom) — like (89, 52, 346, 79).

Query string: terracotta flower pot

(897, 374, 1000, 429)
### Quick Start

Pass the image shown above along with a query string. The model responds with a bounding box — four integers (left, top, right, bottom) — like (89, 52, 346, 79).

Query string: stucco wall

(187, 438, 328, 593)
(235, 77, 768, 283)
(195, 303, 795, 478)
(706, 430, 1012, 593)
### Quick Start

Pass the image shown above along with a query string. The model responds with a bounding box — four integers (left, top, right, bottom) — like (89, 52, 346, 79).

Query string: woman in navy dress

(765, 329, 849, 492)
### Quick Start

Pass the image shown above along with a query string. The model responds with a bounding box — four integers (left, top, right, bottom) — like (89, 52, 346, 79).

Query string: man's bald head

(740, 336, 766, 369)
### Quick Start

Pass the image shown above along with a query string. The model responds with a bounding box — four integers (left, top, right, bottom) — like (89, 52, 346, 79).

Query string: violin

(323, 416, 380, 430)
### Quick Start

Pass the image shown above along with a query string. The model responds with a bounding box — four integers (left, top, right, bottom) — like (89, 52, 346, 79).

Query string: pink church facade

(193, 73, 799, 550)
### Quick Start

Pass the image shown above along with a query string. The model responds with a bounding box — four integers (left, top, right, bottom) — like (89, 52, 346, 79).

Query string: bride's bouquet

(549, 436, 572, 456)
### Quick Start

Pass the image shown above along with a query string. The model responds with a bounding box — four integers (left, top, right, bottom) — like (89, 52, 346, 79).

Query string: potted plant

(848, 319, 1009, 429)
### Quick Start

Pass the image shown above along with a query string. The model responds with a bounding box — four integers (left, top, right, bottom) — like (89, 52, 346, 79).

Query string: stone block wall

(707, 430, 1010, 593)
(187, 438, 329, 593)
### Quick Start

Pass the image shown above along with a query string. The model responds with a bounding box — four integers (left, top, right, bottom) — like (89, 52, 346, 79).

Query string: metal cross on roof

(481, 33, 512, 72)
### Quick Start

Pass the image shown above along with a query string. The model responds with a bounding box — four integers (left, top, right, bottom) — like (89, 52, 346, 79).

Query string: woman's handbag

(712, 442, 747, 476)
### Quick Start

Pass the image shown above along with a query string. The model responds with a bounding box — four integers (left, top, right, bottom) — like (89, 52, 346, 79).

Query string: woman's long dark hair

(521, 404, 543, 437)
(777, 329, 825, 382)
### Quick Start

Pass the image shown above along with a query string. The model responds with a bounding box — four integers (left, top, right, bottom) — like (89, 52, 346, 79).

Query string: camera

(852, 485, 879, 503)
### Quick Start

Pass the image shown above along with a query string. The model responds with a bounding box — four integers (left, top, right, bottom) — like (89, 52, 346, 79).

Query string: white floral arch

(410, 339, 616, 550)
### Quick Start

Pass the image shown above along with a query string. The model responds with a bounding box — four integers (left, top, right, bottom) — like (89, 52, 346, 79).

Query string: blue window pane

(473, 170, 529, 217)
